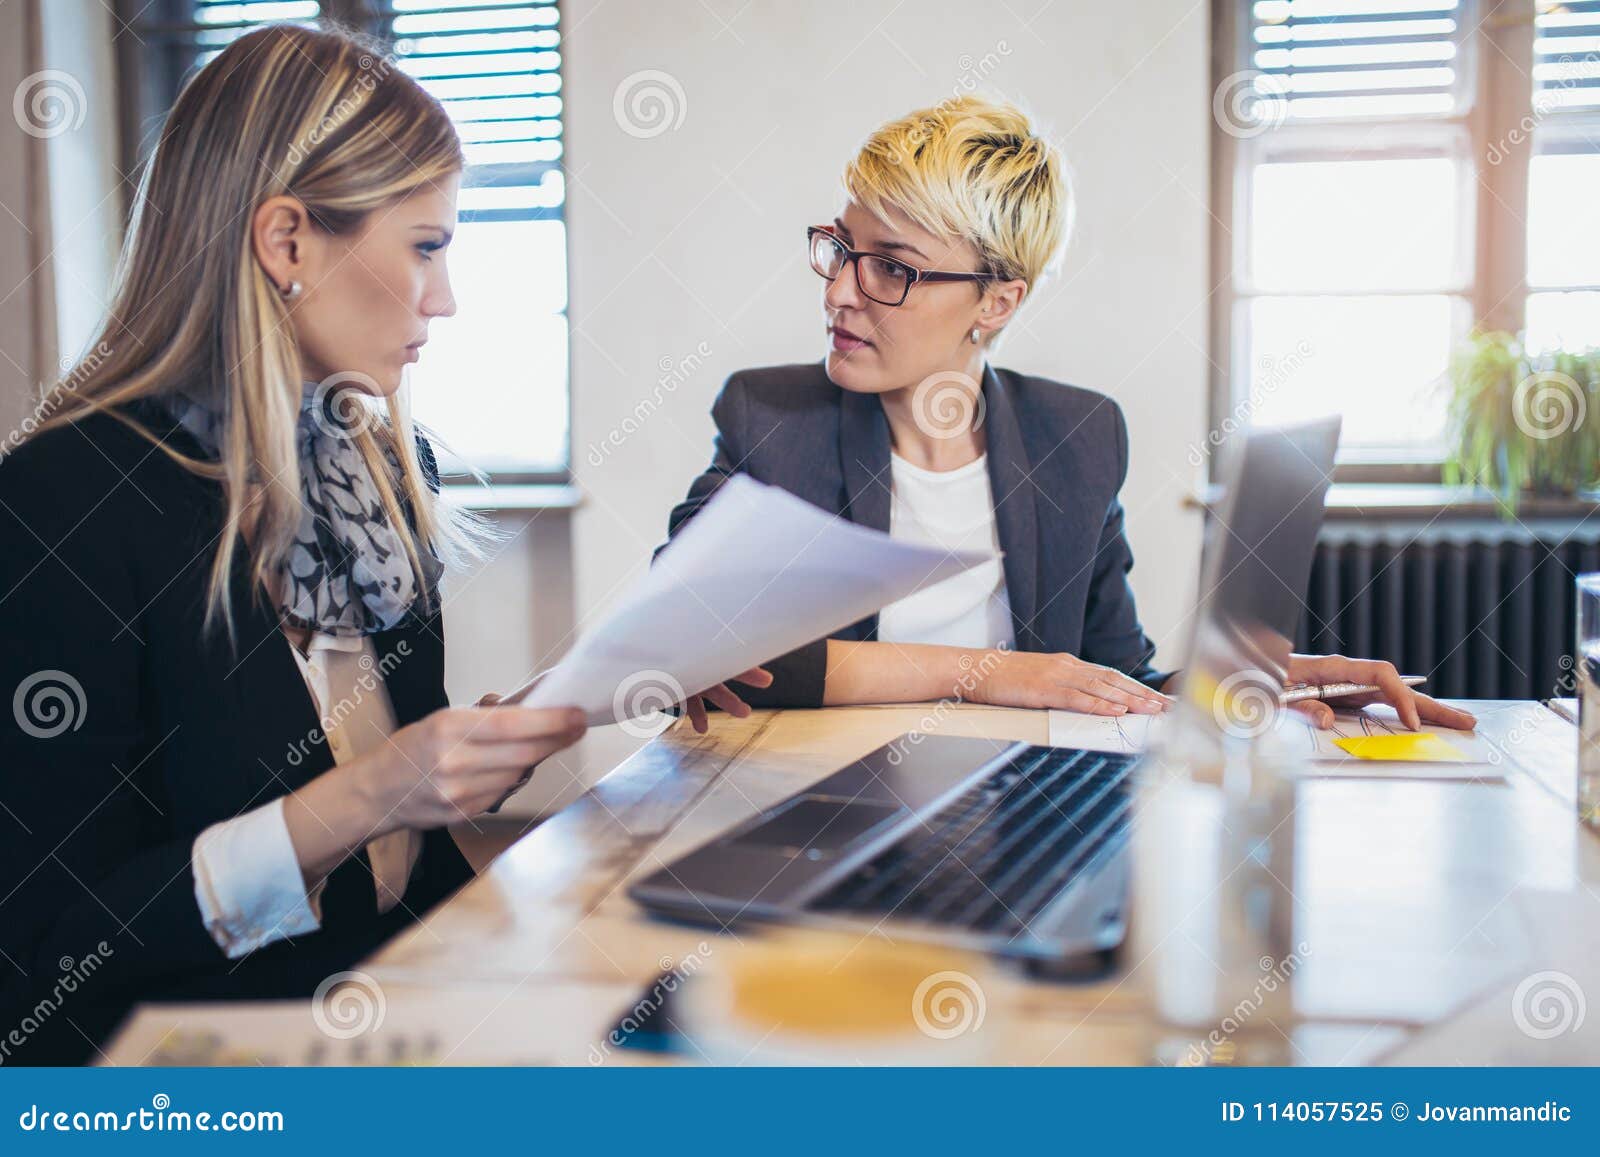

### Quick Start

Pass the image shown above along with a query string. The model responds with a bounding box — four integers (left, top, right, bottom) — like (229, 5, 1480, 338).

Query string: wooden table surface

(103, 699, 1600, 1066)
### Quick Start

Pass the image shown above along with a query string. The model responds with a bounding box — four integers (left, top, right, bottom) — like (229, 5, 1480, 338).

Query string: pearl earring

(969, 325, 982, 344)
(281, 280, 303, 302)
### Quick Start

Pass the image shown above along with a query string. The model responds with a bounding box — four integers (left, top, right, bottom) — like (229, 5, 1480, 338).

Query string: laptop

(628, 416, 1342, 965)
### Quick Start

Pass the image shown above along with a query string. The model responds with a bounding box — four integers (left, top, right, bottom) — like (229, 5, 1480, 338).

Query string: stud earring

(281, 280, 303, 302)
(969, 325, 982, 344)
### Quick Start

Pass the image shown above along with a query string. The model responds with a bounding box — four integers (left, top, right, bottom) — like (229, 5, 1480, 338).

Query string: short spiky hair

(843, 94, 1070, 291)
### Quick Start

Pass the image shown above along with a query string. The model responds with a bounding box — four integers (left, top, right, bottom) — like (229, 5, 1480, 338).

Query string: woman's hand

(355, 704, 588, 830)
(968, 650, 1172, 715)
(1284, 654, 1476, 731)
(680, 667, 775, 733)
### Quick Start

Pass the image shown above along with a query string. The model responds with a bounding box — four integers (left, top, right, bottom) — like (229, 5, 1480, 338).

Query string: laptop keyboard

(808, 745, 1136, 937)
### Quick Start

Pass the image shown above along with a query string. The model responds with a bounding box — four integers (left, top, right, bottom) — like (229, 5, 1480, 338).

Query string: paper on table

(1289, 705, 1503, 779)
(1046, 710, 1164, 754)
(512, 474, 997, 725)
(1546, 697, 1579, 725)
(1047, 704, 1505, 781)
(99, 981, 642, 1067)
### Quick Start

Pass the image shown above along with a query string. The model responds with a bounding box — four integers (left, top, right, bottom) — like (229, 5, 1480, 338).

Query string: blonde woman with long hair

(0, 23, 762, 1064)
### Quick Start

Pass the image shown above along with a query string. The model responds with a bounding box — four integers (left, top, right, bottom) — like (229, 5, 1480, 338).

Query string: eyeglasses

(807, 226, 999, 307)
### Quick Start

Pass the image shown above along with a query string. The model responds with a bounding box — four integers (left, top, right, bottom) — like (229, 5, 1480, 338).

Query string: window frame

(110, 0, 573, 485)
(1208, 0, 1538, 484)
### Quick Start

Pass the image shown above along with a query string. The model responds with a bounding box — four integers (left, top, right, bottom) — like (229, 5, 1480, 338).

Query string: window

(1524, 2, 1600, 353)
(117, 0, 569, 481)
(1212, 0, 1600, 474)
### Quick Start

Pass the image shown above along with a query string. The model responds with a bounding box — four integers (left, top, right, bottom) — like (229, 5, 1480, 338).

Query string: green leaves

(1444, 331, 1600, 515)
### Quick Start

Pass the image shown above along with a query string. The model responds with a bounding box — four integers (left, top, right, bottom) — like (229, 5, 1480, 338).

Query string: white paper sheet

(1046, 710, 1163, 754)
(100, 981, 642, 1067)
(512, 474, 997, 724)
(1046, 704, 1506, 782)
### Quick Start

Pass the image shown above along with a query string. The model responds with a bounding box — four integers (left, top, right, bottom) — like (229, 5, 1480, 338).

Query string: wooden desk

(103, 699, 1600, 1066)
(346, 699, 1600, 1065)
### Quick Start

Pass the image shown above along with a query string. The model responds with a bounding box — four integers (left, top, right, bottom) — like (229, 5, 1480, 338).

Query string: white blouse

(190, 631, 421, 959)
(876, 451, 1016, 650)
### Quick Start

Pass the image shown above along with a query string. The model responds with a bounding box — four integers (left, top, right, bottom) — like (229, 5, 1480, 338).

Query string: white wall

(38, 0, 122, 366)
(563, 0, 1211, 671)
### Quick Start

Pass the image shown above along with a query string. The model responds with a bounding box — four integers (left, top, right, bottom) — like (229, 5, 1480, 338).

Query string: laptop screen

(1174, 416, 1341, 740)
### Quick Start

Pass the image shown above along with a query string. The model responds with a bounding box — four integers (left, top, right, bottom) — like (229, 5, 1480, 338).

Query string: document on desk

(511, 474, 996, 725)
(1290, 705, 1505, 780)
(99, 981, 644, 1067)
(1046, 704, 1505, 781)
(1046, 710, 1165, 754)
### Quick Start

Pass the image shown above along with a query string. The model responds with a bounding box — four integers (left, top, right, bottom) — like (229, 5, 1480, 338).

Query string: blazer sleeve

(656, 374, 828, 708)
(0, 463, 229, 1024)
(1078, 402, 1171, 690)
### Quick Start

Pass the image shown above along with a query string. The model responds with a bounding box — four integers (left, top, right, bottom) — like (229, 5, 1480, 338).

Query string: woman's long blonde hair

(32, 23, 483, 642)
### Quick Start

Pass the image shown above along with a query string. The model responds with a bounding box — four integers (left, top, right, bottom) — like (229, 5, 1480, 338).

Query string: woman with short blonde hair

(664, 94, 1474, 733)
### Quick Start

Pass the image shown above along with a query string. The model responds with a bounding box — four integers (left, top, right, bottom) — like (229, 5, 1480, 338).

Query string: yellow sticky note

(1332, 733, 1469, 762)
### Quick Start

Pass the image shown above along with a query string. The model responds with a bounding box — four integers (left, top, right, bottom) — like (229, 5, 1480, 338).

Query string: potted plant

(1444, 330, 1600, 513)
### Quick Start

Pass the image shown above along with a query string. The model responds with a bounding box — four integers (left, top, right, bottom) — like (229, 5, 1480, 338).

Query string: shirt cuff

(192, 797, 323, 959)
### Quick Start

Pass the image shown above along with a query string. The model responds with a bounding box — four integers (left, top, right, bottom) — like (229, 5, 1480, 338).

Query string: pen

(1279, 675, 1426, 704)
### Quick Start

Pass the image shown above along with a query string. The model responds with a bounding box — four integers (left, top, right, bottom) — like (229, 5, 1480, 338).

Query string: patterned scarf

(166, 383, 442, 636)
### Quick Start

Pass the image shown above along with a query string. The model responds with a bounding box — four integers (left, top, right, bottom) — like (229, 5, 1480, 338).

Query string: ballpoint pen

(1279, 675, 1426, 704)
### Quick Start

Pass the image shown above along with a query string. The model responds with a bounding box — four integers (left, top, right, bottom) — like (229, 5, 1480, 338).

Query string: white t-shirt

(876, 451, 1015, 650)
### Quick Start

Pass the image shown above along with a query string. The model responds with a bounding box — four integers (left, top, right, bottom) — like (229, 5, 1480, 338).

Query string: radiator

(1294, 522, 1600, 701)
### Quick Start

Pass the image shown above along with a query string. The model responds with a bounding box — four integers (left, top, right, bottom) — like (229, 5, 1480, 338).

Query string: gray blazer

(661, 360, 1166, 707)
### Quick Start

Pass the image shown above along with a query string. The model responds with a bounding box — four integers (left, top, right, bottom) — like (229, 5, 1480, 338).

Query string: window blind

(189, 1, 323, 66)
(1534, 0, 1600, 114)
(1246, 0, 1468, 121)
(132, 2, 568, 225)
(381, 2, 564, 223)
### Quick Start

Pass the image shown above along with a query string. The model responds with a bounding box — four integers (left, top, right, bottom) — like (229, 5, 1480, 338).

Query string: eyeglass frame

(806, 225, 1001, 307)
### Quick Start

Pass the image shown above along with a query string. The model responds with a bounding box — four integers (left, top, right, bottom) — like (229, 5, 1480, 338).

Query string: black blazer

(661, 361, 1167, 707)
(0, 400, 472, 1064)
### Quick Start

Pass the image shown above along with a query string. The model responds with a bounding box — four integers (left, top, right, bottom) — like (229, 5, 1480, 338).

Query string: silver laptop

(629, 417, 1342, 964)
